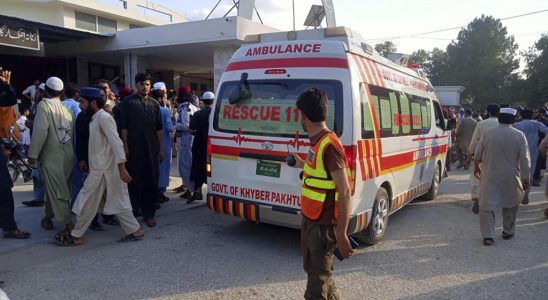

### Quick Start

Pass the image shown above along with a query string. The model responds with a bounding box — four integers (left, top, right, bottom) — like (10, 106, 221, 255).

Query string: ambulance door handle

(239, 152, 287, 162)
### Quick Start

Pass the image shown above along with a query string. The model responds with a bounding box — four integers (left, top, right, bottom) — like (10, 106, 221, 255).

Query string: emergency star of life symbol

(262, 141, 273, 151)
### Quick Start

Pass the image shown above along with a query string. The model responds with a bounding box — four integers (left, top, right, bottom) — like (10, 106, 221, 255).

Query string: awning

(0, 14, 109, 44)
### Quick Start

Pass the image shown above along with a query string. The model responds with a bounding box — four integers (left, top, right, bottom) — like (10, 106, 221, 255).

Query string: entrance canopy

(48, 16, 279, 88)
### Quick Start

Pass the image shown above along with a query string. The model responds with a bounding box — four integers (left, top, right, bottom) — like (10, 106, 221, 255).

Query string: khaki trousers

(479, 205, 519, 239)
(301, 218, 340, 300)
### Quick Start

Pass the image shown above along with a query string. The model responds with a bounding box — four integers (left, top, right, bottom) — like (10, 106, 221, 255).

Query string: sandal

(3, 229, 31, 239)
(502, 232, 514, 240)
(55, 231, 83, 246)
(483, 238, 494, 246)
(90, 222, 104, 232)
(117, 233, 144, 243)
(102, 216, 120, 226)
(41, 218, 54, 230)
(143, 218, 157, 228)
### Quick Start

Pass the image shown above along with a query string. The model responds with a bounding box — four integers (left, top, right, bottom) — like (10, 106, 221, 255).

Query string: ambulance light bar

(265, 69, 287, 75)
(324, 26, 352, 37)
(244, 34, 261, 43)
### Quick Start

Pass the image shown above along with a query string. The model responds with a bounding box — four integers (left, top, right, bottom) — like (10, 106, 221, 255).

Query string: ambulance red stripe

(225, 57, 349, 71)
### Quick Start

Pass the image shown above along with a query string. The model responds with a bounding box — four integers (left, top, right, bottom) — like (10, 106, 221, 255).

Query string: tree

(522, 34, 548, 106)
(409, 49, 429, 66)
(444, 15, 519, 106)
(406, 48, 449, 87)
(425, 48, 449, 87)
(374, 41, 397, 57)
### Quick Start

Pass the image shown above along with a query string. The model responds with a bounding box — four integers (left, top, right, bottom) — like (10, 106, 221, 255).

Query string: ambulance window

(399, 93, 411, 135)
(433, 100, 446, 130)
(389, 92, 400, 136)
(379, 98, 391, 130)
(410, 98, 422, 133)
(368, 85, 400, 138)
(359, 83, 375, 139)
(213, 79, 343, 137)
(421, 99, 431, 131)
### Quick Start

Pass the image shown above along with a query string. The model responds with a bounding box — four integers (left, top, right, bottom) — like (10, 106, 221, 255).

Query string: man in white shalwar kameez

(56, 87, 143, 246)
(474, 108, 530, 246)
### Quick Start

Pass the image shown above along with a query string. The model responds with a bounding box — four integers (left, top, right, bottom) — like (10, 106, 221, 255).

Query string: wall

(2, 0, 64, 27)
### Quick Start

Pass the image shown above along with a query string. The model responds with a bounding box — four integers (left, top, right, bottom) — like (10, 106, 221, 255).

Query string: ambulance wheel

(422, 163, 441, 201)
(358, 187, 389, 245)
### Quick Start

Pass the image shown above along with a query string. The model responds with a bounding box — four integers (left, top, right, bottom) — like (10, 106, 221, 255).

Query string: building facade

(0, 0, 279, 96)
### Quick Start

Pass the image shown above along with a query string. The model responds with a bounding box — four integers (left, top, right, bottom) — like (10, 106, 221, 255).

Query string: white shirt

(16, 115, 31, 145)
(22, 84, 38, 99)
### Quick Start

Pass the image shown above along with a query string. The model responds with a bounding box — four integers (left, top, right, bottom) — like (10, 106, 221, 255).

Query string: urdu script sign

(0, 24, 40, 50)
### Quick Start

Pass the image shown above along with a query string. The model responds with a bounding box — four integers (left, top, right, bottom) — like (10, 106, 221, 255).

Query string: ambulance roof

(243, 27, 423, 80)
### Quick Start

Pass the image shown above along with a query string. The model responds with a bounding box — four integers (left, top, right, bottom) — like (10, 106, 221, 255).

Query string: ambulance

(206, 27, 447, 244)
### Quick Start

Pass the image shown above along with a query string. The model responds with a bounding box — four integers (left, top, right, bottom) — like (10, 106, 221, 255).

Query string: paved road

(1, 169, 548, 300)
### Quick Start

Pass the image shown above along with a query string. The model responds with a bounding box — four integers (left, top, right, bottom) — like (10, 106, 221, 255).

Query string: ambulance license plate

(256, 160, 281, 178)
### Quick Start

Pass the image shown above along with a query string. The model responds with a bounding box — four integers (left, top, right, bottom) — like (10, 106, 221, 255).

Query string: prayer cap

(202, 91, 215, 104)
(153, 82, 166, 91)
(119, 87, 132, 99)
(80, 87, 103, 100)
(500, 107, 517, 116)
(46, 76, 63, 91)
(179, 86, 191, 94)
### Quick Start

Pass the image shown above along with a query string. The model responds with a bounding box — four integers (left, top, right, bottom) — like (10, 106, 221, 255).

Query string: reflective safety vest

(301, 131, 351, 222)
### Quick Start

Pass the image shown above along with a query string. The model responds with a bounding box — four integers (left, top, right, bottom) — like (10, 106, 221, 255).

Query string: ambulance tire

(422, 163, 441, 201)
(356, 187, 389, 245)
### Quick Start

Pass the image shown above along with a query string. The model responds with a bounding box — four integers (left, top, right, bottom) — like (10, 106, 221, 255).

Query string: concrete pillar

(124, 52, 138, 88)
(213, 46, 237, 93)
(76, 57, 89, 86)
(237, 0, 255, 20)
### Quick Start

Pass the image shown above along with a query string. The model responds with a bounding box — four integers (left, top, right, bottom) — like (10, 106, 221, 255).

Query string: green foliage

(522, 34, 548, 106)
(409, 49, 429, 65)
(374, 41, 397, 57)
(444, 15, 519, 106)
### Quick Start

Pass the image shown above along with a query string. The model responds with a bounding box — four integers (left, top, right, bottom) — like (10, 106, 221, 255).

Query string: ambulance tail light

(325, 27, 352, 37)
(207, 137, 212, 177)
(344, 145, 357, 195)
(265, 69, 286, 75)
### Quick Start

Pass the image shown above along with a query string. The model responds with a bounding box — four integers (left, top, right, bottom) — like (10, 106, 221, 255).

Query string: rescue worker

(288, 88, 354, 299)
(473, 107, 530, 246)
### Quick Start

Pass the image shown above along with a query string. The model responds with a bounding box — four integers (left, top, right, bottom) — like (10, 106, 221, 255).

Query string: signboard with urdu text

(0, 24, 40, 50)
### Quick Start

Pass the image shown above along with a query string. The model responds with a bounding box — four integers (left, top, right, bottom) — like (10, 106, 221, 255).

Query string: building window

(75, 11, 117, 33)
(98, 17, 117, 33)
(75, 11, 97, 32)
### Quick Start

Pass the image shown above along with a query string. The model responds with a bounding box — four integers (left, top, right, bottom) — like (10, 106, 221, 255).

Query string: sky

(128, 0, 547, 68)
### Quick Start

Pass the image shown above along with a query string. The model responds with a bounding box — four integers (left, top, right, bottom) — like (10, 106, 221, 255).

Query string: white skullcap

(38, 83, 45, 90)
(46, 76, 63, 91)
(153, 82, 166, 91)
(500, 107, 517, 116)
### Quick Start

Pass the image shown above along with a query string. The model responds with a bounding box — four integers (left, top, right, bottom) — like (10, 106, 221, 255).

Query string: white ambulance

(206, 27, 447, 244)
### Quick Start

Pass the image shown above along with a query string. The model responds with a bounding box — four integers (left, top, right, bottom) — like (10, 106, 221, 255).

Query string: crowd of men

(0, 68, 213, 245)
(444, 104, 548, 246)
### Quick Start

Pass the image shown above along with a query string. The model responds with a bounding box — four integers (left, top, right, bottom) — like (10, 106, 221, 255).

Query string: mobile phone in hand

(334, 236, 359, 261)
